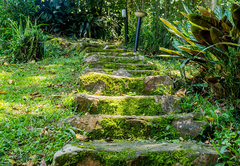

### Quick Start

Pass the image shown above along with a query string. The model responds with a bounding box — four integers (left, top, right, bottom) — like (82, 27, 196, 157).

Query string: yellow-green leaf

(159, 47, 182, 56)
(157, 55, 184, 59)
(178, 46, 206, 58)
(160, 18, 195, 46)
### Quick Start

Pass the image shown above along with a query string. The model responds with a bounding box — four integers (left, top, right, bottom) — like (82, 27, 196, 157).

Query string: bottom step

(53, 141, 220, 166)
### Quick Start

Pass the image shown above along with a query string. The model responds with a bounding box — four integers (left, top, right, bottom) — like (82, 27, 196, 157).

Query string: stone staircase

(52, 40, 221, 166)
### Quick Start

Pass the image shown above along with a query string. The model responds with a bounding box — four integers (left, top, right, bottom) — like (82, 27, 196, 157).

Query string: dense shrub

(2, 18, 49, 63)
(160, 3, 240, 99)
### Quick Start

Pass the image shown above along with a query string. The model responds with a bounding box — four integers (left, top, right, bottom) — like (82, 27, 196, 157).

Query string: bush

(2, 18, 49, 63)
(159, 3, 240, 100)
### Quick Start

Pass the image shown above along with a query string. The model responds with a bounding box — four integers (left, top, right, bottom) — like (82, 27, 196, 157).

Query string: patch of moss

(91, 97, 163, 116)
(88, 116, 179, 140)
(98, 56, 144, 64)
(87, 63, 157, 71)
(105, 45, 117, 49)
(57, 143, 197, 166)
(103, 69, 113, 75)
(84, 47, 126, 53)
(79, 73, 148, 96)
(141, 150, 197, 166)
(57, 150, 90, 166)
(131, 70, 163, 77)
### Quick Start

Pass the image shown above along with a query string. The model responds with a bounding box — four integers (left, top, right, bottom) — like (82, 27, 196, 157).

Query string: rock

(85, 55, 99, 64)
(76, 156, 101, 166)
(154, 95, 180, 114)
(172, 114, 208, 138)
(52, 144, 99, 166)
(84, 80, 106, 94)
(56, 113, 207, 139)
(74, 94, 179, 115)
(112, 68, 132, 77)
(144, 75, 174, 91)
(56, 115, 103, 132)
(53, 141, 221, 166)
(75, 94, 100, 113)
(79, 73, 174, 96)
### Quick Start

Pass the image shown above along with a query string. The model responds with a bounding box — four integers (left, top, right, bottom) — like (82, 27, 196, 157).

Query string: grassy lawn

(0, 51, 86, 164)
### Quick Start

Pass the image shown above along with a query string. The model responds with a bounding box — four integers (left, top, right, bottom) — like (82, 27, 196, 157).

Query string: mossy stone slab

(52, 142, 220, 166)
(86, 62, 157, 71)
(78, 72, 173, 96)
(82, 68, 164, 77)
(85, 52, 141, 58)
(84, 55, 146, 65)
(75, 94, 180, 115)
(56, 113, 208, 140)
(84, 47, 126, 53)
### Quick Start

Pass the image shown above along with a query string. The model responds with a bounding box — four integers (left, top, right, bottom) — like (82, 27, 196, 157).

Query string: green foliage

(35, 0, 125, 39)
(2, 18, 49, 62)
(0, 0, 37, 24)
(160, 3, 240, 99)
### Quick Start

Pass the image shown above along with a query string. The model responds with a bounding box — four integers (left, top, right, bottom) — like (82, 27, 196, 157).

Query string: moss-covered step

(85, 52, 141, 57)
(78, 72, 173, 95)
(84, 47, 126, 53)
(75, 94, 180, 115)
(56, 113, 208, 140)
(82, 68, 164, 77)
(85, 63, 157, 72)
(53, 141, 221, 166)
(84, 55, 145, 65)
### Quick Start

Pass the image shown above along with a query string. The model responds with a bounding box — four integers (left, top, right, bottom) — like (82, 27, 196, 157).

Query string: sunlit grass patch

(0, 52, 84, 164)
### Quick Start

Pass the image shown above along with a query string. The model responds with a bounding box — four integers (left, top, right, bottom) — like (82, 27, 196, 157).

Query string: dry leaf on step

(30, 92, 39, 96)
(0, 90, 6, 94)
(175, 88, 186, 98)
(49, 70, 56, 73)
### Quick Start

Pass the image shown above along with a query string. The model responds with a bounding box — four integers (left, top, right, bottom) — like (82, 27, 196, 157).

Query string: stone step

(85, 62, 157, 71)
(75, 94, 180, 115)
(85, 52, 141, 57)
(84, 47, 126, 53)
(53, 141, 220, 166)
(78, 72, 173, 96)
(84, 55, 146, 65)
(56, 113, 208, 140)
(82, 68, 164, 77)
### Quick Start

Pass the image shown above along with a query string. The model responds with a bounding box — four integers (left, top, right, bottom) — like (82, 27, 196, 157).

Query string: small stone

(144, 75, 174, 91)
(112, 68, 132, 77)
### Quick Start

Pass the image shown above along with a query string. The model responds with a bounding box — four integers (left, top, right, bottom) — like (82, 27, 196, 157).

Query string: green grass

(0, 53, 85, 164)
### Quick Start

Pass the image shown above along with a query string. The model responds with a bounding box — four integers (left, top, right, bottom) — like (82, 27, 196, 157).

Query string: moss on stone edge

(88, 116, 178, 140)
(85, 52, 141, 57)
(84, 47, 126, 53)
(57, 148, 196, 166)
(90, 97, 163, 116)
(87, 63, 157, 71)
(79, 73, 150, 96)
(98, 56, 144, 64)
